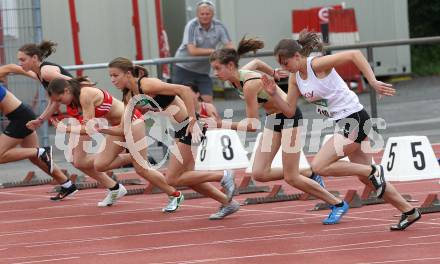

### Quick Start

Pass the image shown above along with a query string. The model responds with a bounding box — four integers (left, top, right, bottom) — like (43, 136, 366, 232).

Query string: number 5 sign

(381, 136, 440, 181)
(195, 129, 250, 170)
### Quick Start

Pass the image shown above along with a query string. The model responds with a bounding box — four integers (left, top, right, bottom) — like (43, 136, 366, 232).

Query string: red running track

(0, 146, 439, 264)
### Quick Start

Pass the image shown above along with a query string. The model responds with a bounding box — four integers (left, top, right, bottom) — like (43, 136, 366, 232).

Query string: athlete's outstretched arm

(241, 59, 289, 80)
(0, 64, 38, 80)
(312, 51, 395, 97)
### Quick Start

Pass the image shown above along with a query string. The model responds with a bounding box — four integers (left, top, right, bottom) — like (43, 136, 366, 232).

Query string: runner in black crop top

(38, 61, 73, 89)
(133, 76, 175, 110)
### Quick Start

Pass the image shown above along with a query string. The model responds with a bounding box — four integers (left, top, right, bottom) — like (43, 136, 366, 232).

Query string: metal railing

(63, 36, 440, 120)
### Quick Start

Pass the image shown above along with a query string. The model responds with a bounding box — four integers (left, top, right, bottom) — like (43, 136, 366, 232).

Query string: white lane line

(299, 240, 440, 254)
(271, 204, 315, 210)
(25, 226, 226, 248)
(356, 256, 440, 264)
(410, 233, 440, 239)
(297, 240, 391, 252)
(98, 232, 305, 256)
(322, 223, 392, 232)
(2, 232, 304, 261)
(242, 215, 323, 226)
(0, 214, 90, 224)
(12, 256, 80, 264)
(7, 222, 398, 249)
(148, 253, 281, 264)
(0, 203, 217, 225)
(7, 225, 436, 262)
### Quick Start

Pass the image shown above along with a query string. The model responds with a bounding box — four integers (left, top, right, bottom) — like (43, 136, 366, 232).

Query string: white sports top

(295, 56, 363, 120)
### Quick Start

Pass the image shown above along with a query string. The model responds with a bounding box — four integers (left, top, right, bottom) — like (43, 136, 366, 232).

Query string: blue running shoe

(311, 173, 326, 188)
(322, 201, 349, 225)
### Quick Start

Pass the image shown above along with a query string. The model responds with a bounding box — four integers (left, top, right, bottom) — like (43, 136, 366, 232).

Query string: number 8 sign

(381, 136, 440, 181)
(195, 129, 249, 170)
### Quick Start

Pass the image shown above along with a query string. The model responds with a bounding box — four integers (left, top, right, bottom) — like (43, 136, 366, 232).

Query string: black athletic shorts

(264, 107, 303, 132)
(173, 118, 207, 146)
(336, 108, 371, 144)
(3, 103, 36, 139)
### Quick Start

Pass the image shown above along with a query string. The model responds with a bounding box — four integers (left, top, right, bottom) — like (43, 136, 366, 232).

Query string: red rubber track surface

(0, 145, 439, 264)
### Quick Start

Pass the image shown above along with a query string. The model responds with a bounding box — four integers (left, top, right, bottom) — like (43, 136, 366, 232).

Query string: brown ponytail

(274, 29, 323, 60)
(18, 40, 57, 60)
(297, 30, 323, 56)
(210, 36, 264, 67)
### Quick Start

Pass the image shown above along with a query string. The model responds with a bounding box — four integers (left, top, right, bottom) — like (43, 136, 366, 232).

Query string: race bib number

(312, 99, 332, 118)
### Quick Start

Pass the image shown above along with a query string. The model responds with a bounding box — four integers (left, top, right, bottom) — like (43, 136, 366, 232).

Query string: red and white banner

(328, 9, 359, 45)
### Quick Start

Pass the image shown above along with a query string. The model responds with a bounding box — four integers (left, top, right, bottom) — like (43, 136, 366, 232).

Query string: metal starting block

(312, 186, 414, 211)
(418, 193, 440, 214)
(243, 184, 340, 206)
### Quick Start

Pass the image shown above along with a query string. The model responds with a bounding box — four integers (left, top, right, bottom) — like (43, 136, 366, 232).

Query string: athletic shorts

(336, 108, 371, 144)
(173, 117, 207, 146)
(264, 108, 303, 132)
(3, 103, 36, 139)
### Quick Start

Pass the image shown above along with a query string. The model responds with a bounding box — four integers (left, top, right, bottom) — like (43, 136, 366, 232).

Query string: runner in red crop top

(47, 77, 147, 207)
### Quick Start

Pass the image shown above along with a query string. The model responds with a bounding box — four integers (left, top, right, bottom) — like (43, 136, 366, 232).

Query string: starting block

(236, 176, 270, 194)
(312, 186, 414, 211)
(418, 193, 440, 214)
(61, 170, 142, 191)
(128, 175, 270, 199)
(243, 185, 340, 205)
(1, 171, 52, 188)
(181, 175, 271, 200)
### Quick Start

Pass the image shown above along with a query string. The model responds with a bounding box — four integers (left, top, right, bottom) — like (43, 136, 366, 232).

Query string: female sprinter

(261, 30, 419, 230)
(105, 58, 238, 219)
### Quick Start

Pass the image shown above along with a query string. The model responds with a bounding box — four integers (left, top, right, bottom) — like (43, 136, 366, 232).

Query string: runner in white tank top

(296, 56, 363, 120)
(260, 30, 420, 230)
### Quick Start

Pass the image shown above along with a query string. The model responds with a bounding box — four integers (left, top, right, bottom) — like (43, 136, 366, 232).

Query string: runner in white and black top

(261, 30, 420, 231)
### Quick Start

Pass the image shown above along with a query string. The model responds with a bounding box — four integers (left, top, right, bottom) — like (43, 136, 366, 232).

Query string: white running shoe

(162, 192, 185, 213)
(98, 184, 127, 207)
(209, 200, 240, 220)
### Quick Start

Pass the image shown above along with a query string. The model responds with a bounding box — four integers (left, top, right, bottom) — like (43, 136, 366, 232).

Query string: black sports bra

(38, 61, 73, 89)
(131, 76, 175, 110)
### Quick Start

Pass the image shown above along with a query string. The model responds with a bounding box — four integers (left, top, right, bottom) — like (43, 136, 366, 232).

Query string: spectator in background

(172, 0, 233, 104)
